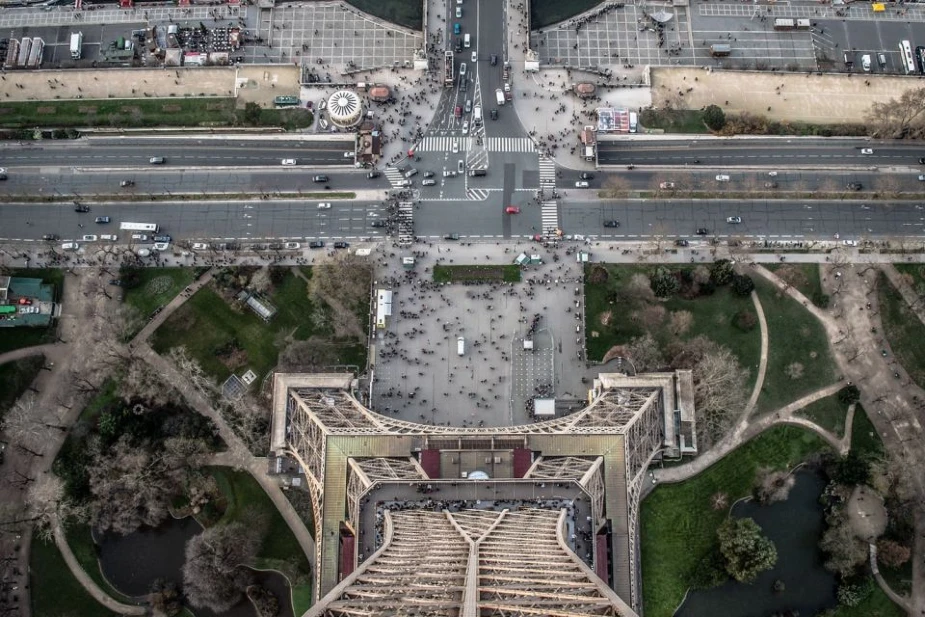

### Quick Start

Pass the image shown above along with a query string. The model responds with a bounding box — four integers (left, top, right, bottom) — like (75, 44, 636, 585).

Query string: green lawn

(208, 467, 312, 581)
(122, 267, 197, 321)
(827, 584, 906, 617)
(639, 108, 710, 134)
(850, 404, 884, 460)
(878, 271, 925, 389)
(764, 263, 823, 304)
(584, 264, 760, 379)
(753, 276, 836, 414)
(640, 425, 830, 617)
(893, 263, 925, 289)
(151, 269, 362, 382)
(292, 583, 314, 615)
(795, 394, 850, 437)
(0, 355, 44, 416)
(433, 264, 521, 283)
(30, 532, 120, 617)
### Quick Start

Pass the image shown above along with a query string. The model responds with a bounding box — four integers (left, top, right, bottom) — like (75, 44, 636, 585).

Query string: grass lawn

(122, 267, 197, 320)
(433, 264, 521, 283)
(292, 584, 313, 615)
(893, 263, 925, 289)
(765, 263, 823, 303)
(850, 404, 884, 460)
(0, 355, 44, 415)
(30, 532, 120, 617)
(640, 425, 830, 617)
(65, 523, 139, 605)
(878, 271, 925, 389)
(584, 264, 760, 381)
(151, 269, 364, 382)
(795, 393, 851, 437)
(639, 109, 710, 134)
(753, 276, 836, 414)
(208, 467, 311, 581)
(827, 584, 906, 617)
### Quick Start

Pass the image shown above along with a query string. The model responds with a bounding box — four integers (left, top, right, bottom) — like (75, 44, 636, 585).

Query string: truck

(70, 32, 83, 60)
(457, 336, 465, 356)
(709, 43, 731, 57)
(495, 89, 505, 106)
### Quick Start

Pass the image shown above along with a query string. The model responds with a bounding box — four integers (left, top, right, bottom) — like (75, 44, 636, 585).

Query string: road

(597, 137, 925, 168)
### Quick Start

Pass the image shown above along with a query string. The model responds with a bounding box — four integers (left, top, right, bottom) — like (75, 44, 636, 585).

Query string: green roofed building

(0, 276, 59, 328)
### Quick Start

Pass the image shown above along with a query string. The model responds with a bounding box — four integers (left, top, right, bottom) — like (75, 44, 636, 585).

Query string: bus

(119, 222, 159, 232)
(900, 40, 916, 74)
(444, 51, 454, 87)
(273, 95, 300, 107)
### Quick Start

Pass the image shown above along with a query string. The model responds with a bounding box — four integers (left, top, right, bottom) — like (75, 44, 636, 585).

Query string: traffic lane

(414, 197, 539, 239)
(0, 141, 358, 168)
(557, 199, 925, 239)
(0, 169, 387, 195)
(0, 200, 388, 242)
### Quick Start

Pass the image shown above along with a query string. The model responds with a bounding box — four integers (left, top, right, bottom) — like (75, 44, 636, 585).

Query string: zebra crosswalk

(466, 188, 490, 201)
(396, 201, 415, 246)
(541, 200, 559, 235)
(539, 155, 557, 189)
(485, 137, 536, 153)
(384, 168, 405, 188)
(417, 136, 473, 152)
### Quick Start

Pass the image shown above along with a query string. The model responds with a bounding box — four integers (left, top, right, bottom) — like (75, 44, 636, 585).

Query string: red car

(455, 106, 462, 118)
(505, 206, 520, 214)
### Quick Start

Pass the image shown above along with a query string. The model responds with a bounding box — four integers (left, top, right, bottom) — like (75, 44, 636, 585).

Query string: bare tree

(182, 520, 263, 613)
(668, 310, 693, 337)
(1, 394, 64, 458)
(24, 473, 88, 541)
(625, 333, 665, 372)
(755, 468, 796, 504)
(117, 353, 180, 407)
(308, 254, 372, 341)
(869, 86, 925, 139)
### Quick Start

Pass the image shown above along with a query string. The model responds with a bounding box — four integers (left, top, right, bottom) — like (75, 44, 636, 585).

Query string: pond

(676, 472, 837, 617)
(96, 517, 293, 617)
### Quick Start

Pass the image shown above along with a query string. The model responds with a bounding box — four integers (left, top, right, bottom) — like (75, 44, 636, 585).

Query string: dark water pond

(96, 517, 293, 617)
(677, 472, 837, 617)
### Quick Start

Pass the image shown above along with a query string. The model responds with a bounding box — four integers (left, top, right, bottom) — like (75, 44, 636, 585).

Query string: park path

(0, 342, 63, 367)
(51, 516, 145, 616)
(742, 290, 769, 417)
(869, 542, 914, 614)
(132, 268, 213, 344)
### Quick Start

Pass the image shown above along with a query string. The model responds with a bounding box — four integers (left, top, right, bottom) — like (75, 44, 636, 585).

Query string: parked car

(100, 234, 118, 242)
(191, 242, 209, 250)
(61, 242, 79, 250)
(153, 235, 172, 243)
(285, 242, 301, 249)
(333, 241, 349, 249)
(308, 241, 325, 249)
(74, 204, 90, 213)
(131, 234, 148, 241)
(659, 182, 675, 190)
(444, 233, 460, 240)
(603, 220, 620, 228)
(95, 216, 111, 224)
(152, 242, 170, 251)
(505, 206, 520, 214)
(81, 234, 98, 242)
(42, 234, 60, 241)
(715, 174, 730, 182)
(675, 239, 690, 247)
(726, 216, 742, 224)
(312, 175, 329, 183)
(846, 182, 863, 191)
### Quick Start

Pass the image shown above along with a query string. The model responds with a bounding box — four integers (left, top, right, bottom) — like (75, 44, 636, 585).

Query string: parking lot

(370, 244, 592, 428)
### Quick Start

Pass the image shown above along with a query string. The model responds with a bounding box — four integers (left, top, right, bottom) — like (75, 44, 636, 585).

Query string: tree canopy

(717, 517, 778, 582)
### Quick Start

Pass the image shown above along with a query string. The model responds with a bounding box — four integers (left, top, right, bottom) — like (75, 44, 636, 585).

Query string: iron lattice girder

(527, 456, 597, 479)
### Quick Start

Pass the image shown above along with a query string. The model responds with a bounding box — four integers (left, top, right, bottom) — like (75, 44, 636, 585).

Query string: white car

(81, 234, 98, 242)
(343, 152, 354, 158)
(153, 242, 170, 251)
(131, 234, 148, 241)
(455, 6, 461, 17)
(843, 240, 859, 247)
(919, 175, 925, 181)
(319, 99, 327, 110)
(726, 216, 742, 224)
(452, 140, 459, 153)
(192, 242, 209, 250)
(768, 171, 778, 177)
(281, 158, 297, 166)
(462, 121, 469, 134)
(285, 242, 301, 249)
(443, 170, 458, 177)
(575, 181, 589, 188)
(861, 148, 873, 154)
(456, 0, 462, 4)
(715, 174, 730, 182)
(100, 234, 118, 242)
(317, 202, 331, 209)
(61, 242, 79, 251)
(471, 51, 477, 63)
(659, 182, 675, 190)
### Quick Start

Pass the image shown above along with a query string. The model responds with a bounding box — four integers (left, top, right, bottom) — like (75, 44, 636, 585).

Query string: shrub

(832, 451, 871, 486)
(734, 310, 757, 332)
(710, 259, 735, 286)
(703, 104, 727, 131)
(650, 267, 680, 298)
(812, 292, 831, 308)
(838, 385, 861, 405)
(731, 273, 755, 296)
(836, 577, 874, 607)
(717, 517, 778, 583)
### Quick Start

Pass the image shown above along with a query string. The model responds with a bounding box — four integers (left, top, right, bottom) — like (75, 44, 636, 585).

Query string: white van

(464, 33, 471, 48)
(457, 336, 465, 356)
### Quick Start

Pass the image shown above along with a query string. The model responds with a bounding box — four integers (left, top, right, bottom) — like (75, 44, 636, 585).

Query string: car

(847, 182, 863, 191)
(465, 99, 472, 113)
(61, 242, 79, 251)
(575, 181, 589, 188)
(462, 121, 469, 134)
(131, 234, 148, 241)
(454, 105, 462, 118)
(42, 234, 60, 241)
(659, 182, 675, 190)
(319, 118, 329, 130)
(443, 170, 458, 177)
(843, 240, 859, 247)
(603, 220, 620, 228)
(505, 206, 520, 214)
(333, 241, 350, 249)
(454, 22, 461, 35)
(471, 51, 477, 62)
(456, 0, 462, 4)
(674, 239, 690, 247)
(153, 235, 171, 243)
(696, 228, 710, 235)
(284, 242, 301, 249)
(399, 179, 413, 187)
(94, 216, 111, 224)
(504, 91, 512, 101)
(317, 202, 331, 209)
(454, 38, 462, 53)
(343, 152, 354, 158)
(423, 171, 435, 178)
(918, 158, 925, 165)
(580, 172, 594, 180)
(422, 179, 437, 186)
(726, 216, 742, 224)
(861, 148, 873, 155)
(455, 6, 462, 17)
(100, 234, 118, 241)
(74, 204, 90, 213)
(312, 175, 329, 183)
(490, 109, 498, 121)
(120, 180, 134, 187)
(370, 220, 386, 228)
(768, 171, 778, 177)
(81, 234, 98, 242)
(444, 233, 460, 240)
(0, 172, 6, 181)
(919, 175, 925, 181)
(503, 82, 511, 93)
(367, 171, 381, 179)
(715, 174, 730, 182)
(308, 241, 325, 249)
(149, 156, 166, 164)
(281, 158, 297, 166)
(153, 242, 170, 251)
(452, 140, 460, 153)
(191, 242, 209, 250)
(764, 181, 779, 189)
(458, 160, 465, 173)
(459, 63, 467, 76)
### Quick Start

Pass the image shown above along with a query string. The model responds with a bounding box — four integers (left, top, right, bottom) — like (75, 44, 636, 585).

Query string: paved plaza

(370, 243, 592, 428)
